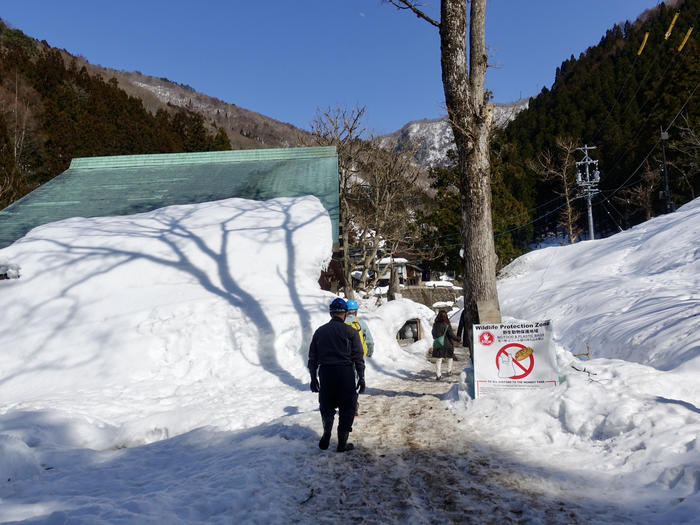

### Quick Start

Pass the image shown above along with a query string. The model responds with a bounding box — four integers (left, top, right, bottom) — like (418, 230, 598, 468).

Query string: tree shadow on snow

(655, 396, 700, 414)
(5, 198, 328, 390)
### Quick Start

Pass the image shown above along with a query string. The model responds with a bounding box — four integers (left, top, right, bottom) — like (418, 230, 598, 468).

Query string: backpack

(347, 318, 369, 357)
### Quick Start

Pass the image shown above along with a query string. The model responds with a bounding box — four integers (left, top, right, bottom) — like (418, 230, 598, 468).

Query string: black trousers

(318, 365, 357, 433)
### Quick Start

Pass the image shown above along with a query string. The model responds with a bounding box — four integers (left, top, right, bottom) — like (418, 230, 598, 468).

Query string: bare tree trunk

(349, 139, 422, 295)
(386, 0, 499, 346)
(388, 262, 401, 300)
(441, 0, 498, 347)
(669, 113, 698, 200)
(341, 221, 354, 299)
(564, 190, 577, 244)
(616, 162, 660, 222)
(10, 70, 29, 174)
(558, 142, 579, 244)
(340, 166, 355, 299)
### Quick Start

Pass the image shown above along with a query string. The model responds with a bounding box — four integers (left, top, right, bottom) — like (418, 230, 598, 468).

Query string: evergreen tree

(209, 127, 232, 151)
(183, 113, 209, 152)
(497, 0, 699, 242)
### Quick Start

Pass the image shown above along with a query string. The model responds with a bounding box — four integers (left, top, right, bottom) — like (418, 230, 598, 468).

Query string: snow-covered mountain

(379, 99, 529, 168)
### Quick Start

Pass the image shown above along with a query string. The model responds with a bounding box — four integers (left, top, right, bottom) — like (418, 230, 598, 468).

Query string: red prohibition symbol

(495, 343, 535, 379)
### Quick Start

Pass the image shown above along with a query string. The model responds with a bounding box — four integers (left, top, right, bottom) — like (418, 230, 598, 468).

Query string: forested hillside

(494, 0, 698, 247)
(0, 22, 234, 209)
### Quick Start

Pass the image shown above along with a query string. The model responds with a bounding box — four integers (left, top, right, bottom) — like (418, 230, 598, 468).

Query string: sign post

(473, 320, 558, 399)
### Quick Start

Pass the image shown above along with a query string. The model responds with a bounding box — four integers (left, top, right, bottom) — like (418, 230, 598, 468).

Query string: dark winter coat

(457, 310, 469, 347)
(308, 317, 365, 380)
(432, 321, 459, 359)
(308, 316, 365, 433)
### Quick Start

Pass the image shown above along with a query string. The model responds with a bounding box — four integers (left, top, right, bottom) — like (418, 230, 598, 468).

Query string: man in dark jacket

(457, 308, 472, 361)
(308, 298, 365, 452)
(457, 309, 468, 347)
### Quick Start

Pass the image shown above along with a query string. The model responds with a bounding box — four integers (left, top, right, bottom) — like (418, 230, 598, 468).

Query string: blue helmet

(346, 299, 359, 311)
(329, 298, 348, 313)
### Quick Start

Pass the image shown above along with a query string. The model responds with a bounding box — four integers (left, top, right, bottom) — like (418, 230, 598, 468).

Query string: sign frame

(472, 320, 559, 399)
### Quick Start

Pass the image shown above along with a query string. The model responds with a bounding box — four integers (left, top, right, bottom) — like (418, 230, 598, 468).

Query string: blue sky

(2, 1, 663, 134)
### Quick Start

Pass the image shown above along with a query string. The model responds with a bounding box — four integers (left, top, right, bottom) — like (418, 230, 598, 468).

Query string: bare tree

(387, 0, 498, 345)
(0, 127, 24, 209)
(529, 137, 583, 244)
(303, 106, 371, 298)
(11, 72, 28, 163)
(302, 107, 425, 298)
(616, 162, 660, 221)
(350, 141, 422, 294)
(668, 113, 698, 200)
(0, 70, 40, 195)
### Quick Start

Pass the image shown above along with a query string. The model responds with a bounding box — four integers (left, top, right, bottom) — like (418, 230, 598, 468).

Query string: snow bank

(498, 197, 699, 371)
(371, 298, 436, 363)
(0, 196, 335, 446)
(455, 198, 700, 522)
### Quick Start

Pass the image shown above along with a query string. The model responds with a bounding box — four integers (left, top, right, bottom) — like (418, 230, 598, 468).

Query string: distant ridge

(378, 100, 529, 168)
(75, 67, 309, 150)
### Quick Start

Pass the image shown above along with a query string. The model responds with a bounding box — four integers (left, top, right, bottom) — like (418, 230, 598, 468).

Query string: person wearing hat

(345, 299, 374, 358)
(308, 298, 366, 452)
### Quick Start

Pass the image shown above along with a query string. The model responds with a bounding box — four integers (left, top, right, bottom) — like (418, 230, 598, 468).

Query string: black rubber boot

(318, 417, 333, 450)
(336, 429, 354, 452)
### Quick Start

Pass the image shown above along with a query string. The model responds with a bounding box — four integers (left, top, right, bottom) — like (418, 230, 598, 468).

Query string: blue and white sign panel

(473, 320, 558, 399)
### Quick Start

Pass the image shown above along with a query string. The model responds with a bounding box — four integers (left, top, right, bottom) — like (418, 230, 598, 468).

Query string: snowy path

(293, 348, 633, 524)
(0, 349, 639, 524)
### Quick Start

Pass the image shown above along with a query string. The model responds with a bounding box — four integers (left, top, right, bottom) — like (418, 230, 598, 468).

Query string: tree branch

(385, 0, 440, 28)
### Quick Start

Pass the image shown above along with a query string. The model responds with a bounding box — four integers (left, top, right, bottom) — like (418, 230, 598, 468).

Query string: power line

(417, 194, 568, 247)
(494, 201, 573, 238)
(601, 78, 699, 204)
(600, 200, 624, 232)
(421, 75, 699, 248)
(664, 79, 699, 131)
(602, 197, 626, 223)
(492, 74, 696, 240)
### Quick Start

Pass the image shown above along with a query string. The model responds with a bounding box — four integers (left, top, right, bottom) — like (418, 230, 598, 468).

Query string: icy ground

(0, 195, 698, 523)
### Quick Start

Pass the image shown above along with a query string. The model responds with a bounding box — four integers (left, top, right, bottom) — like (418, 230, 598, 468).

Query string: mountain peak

(379, 100, 529, 168)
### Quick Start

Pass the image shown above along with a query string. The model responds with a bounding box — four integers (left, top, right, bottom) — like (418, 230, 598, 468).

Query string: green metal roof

(0, 146, 339, 249)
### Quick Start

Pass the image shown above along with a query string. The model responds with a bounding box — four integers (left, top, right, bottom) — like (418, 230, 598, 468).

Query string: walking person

(431, 310, 460, 380)
(308, 298, 366, 452)
(345, 299, 374, 357)
(456, 308, 472, 362)
(457, 309, 469, 348)
(345, 298, 373, 417)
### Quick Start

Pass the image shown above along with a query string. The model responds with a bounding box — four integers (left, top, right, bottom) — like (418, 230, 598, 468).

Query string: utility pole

(660, 127, 674, 213)
(575, 145, 600, 240)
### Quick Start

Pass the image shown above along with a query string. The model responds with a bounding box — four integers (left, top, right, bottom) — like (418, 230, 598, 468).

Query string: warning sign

(473, 320, 558, 399)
